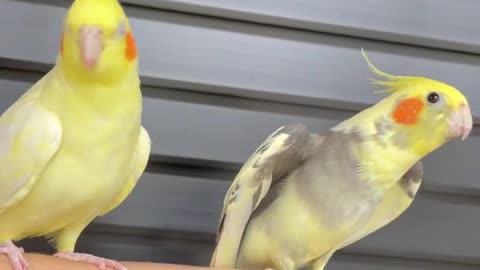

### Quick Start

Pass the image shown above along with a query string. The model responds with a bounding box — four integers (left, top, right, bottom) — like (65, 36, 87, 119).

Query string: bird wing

(98, 126, 151, 216)
(0, 75, 62, 212)
(210, 124, 324, 268)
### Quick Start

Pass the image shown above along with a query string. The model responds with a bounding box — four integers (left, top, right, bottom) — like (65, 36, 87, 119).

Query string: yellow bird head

(361, 49, 473, 155)
(58, 0, 137, 85)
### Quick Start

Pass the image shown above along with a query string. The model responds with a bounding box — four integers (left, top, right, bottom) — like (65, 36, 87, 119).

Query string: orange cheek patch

(392, 97, 424, 125)
(125, 31, 137, 61)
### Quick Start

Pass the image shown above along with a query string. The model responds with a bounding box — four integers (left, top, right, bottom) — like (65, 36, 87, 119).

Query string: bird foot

(0, 241, 29, 270)
(54, 252, 127, 270)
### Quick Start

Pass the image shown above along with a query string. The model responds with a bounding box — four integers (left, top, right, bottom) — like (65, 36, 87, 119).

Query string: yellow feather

(361, 48, 397, 80)
(361, 48, 436, 95)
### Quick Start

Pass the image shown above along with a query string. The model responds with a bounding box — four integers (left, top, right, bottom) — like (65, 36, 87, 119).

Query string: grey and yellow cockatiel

(209, 52, 473, 270)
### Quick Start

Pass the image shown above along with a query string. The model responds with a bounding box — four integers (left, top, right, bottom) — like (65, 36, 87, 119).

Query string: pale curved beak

(447, 103, 473, 140)
(79, 25, 103, 70)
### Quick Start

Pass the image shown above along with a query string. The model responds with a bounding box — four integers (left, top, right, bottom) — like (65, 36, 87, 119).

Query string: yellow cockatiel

(210, 50, 473, 270)
(0, 1, 150, 270)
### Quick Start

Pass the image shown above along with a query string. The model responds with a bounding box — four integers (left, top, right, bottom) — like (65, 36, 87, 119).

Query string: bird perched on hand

(0, 0, 150, 270)
(210, 50, 472, 270)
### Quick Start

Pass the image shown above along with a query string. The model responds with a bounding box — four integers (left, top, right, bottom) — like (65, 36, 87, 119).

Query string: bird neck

(38, 63, 141, 118)
(330, 103, 426, 191)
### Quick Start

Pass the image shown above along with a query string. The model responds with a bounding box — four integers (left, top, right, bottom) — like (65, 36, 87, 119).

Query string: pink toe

(0, 242, 29, 270)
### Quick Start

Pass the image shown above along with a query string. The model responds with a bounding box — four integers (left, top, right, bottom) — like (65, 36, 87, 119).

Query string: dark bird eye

(427, 92, 440, 104)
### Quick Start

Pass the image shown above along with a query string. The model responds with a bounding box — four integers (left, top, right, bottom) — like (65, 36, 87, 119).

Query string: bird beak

(79, 25, 103, 70)
(447, 103, 473, 140)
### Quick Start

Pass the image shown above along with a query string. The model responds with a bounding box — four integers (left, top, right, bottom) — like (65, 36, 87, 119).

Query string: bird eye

(116, 21, 126, 37)
(427, 92, 440, 104)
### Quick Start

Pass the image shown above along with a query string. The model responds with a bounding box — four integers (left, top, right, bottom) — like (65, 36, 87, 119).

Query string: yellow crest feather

(361, 48, 429, 94)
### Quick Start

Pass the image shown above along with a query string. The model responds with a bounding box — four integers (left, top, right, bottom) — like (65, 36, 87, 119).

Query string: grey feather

(211, 124, 323, 267)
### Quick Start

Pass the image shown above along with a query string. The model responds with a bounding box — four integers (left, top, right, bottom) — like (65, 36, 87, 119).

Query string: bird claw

(54, 252, 127, 270)
(0, 241, 29, 270)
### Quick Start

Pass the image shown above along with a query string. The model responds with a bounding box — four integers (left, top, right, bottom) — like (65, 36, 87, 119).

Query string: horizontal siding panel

(77, 231, 214, 266)
(345, 192, 480, 263)
(93, 172, 480, 263)
(142, 94, 345, 166)
(1, 75, 479, 192)
(2, 1, 480, 114)
(123, 0, 480, 54)
(94, 172, 228, 234)
(421, 139, 480, 194)
(0, 74, 348, 163)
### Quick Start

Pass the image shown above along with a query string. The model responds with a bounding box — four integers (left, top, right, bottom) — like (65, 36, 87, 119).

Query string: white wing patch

(0, 101, 62, 211)
(218, 127, 292, 228)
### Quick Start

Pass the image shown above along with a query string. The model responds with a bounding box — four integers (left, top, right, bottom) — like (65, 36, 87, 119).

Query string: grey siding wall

(1, 0, 480, 269)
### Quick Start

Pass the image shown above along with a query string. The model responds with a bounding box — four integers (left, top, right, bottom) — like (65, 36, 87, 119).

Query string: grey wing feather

(310, 162, 423, 270)
(210, 124, 324, 268)
(339, 161, 423, 249)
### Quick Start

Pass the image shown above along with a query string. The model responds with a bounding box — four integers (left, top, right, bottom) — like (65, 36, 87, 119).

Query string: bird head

(361, 49, 473, 156)
(58, 0, 137, 85)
